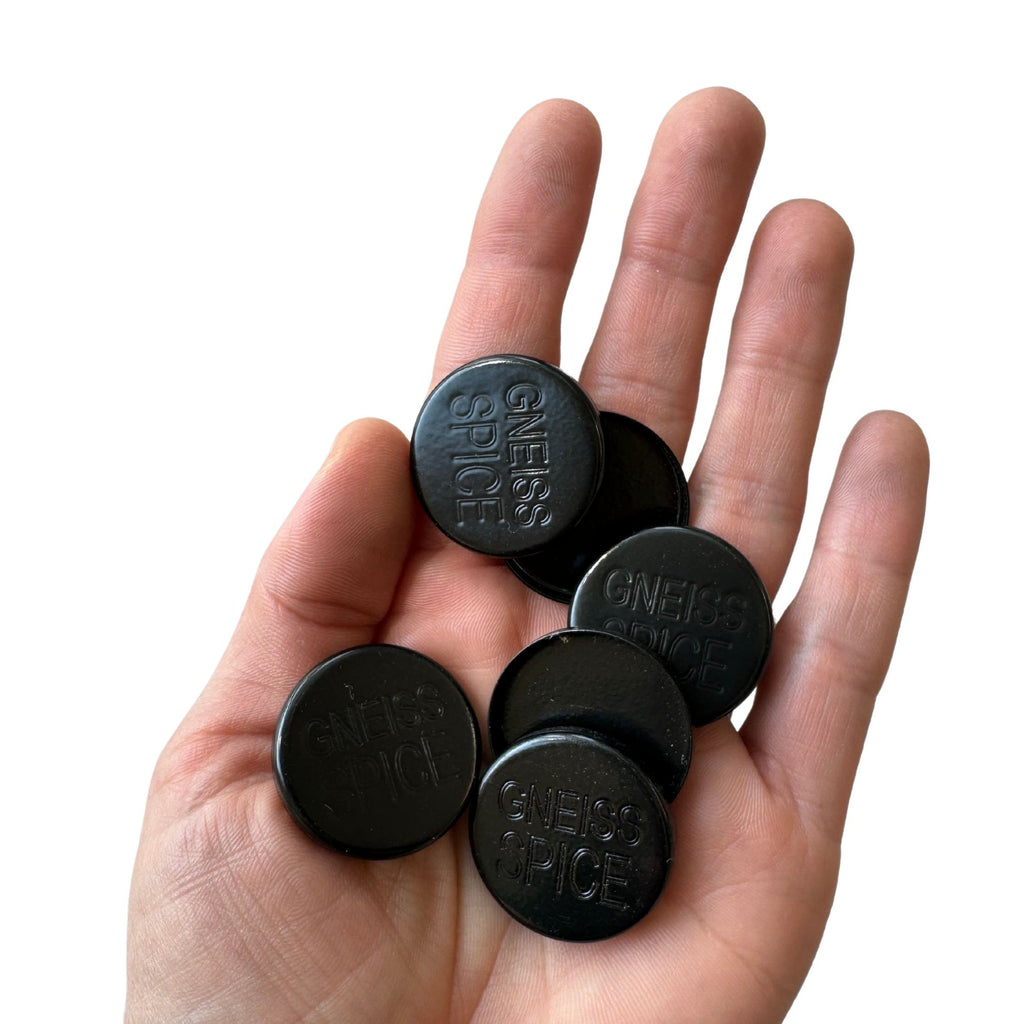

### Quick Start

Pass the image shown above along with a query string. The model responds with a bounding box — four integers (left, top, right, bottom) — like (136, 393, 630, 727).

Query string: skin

(126, 88, 929, 1024)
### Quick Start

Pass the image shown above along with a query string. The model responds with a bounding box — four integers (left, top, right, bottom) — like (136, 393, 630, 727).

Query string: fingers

(689, 199, 855, 595)
(579, 87, 765, 457)
(431, 100, 601, 384)
(189, 418, 417, 737)
(741, 412, 929, 842)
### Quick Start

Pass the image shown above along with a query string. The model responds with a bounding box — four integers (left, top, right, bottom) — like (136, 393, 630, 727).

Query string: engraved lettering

(666, 631, 700, 681)
(313, 692, 465, 806)
(657, 578, 686, 619)
(510, 476, 550, 502)
(527, 783, 554, 828)
(603, 569, 632, 605)
(503, 382, 552, 528)
(554, 840, 570, 894)
(681, 579, 698, 622)
(627, 621, 659, 654)
(577, 793, 591, 836)
(449, 421, 498, 448)
(451, 451, 500, 465)
(488, 829, 637, 913)
(506, 411, 546, 437)
(329, 708, 365, 749)
(695, 584, 719, 626)
(359, 696, 395, 741)
(306, 719, 333, 756)
(525, 835, 554, 885)
(348, 755, 385, 800)
(507, 440, 549, 467)
(631, 571, 662, 614)
(446, 391, 503, 524)
(448, 393, 495, 419)
(498, 780, 526, 819)
(553, 789, 581, 833)
(394, 741, 430, 791)
(422, 731, 463, 784)
(505, 383, 543, 411)
(513, 503, 552, 527)
(601, 616, 628, 636)
(417, 684, 445, 719)
(589, 798, 617, 841)
(376, 749, 401, 802)
(569, 847, 600, 900)
(599, 853, 631, 909)
(496, 831, 524, 879)
(499, 784, 639, 847)
(696, 637, 732, 692)
(390, 689, 420, 729)
(616, 805, 643, 846)
(456, 498, 505, 524)
(454, 464, 501, 495)
(721, 593, 746, 631)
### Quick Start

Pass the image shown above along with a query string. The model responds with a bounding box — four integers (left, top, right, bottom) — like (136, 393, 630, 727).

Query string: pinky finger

(740, 411, 929, 842)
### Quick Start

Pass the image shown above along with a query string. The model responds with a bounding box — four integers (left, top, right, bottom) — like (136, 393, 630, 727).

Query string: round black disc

(273, 645, 480, 859)
(488, 629, 692, 800)
(507, 411, 689, 602)
(568, 526, 773, 726)
(410, 355, 604, 557)
(470, 731, 673, 942)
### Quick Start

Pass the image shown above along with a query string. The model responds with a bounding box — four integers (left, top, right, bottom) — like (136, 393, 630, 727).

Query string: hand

(126, 88, 928, 1023)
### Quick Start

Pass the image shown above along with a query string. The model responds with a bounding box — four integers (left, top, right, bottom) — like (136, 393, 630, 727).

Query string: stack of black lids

(273, 354, 773, 943)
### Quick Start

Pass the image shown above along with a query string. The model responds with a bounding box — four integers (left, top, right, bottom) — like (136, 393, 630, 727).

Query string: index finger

(431, 100, 601, 384)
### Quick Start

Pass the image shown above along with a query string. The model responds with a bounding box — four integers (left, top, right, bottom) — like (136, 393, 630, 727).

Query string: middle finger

(579, 87, 765, 457)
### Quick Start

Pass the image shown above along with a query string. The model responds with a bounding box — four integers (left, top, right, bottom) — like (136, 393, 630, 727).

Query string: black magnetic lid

(410, 355, 604, 557)
(470, 731, 673, 942)
(488, 628, 692, 800)
(568, 526, 774, 726)
(273, 644, 480, 859)
(507, 411, 689, 602)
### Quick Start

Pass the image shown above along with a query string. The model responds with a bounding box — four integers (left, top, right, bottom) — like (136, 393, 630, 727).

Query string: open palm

(126, 89, 928, 1024)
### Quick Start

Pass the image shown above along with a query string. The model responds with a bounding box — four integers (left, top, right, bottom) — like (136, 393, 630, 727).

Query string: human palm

(126, 89, 928, 1023)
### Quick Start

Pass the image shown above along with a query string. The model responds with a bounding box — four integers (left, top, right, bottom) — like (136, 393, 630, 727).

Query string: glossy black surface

(273, 645, 480, 859)
(568, 526, 774, 726)
(410, 355, 604, 557)
(488, 629, 692, 800)
(471, 732, 673, 941)
(507, 412, 689, 602)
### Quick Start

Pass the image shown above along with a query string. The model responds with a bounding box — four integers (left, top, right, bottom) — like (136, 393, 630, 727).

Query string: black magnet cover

(471, 732, 673, 942)
(568, 526, 774, 726)
(507, 411, 689, 602)
(488, 628, 692, 800)
(410, 355, 604, 557)
(273, 645, 480, 859)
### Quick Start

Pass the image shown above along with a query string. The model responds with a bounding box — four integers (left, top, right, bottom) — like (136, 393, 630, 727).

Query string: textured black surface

(410, 355, 603, 557)
(568, 526, 774, 726)
(471, 732, 673, 941)
(507, 412, 689, 602)
(273, 645, 480, 859)
(488, 629, 692, 800)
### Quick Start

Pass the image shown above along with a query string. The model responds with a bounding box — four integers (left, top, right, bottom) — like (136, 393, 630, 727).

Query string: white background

(2, 2, 1019, 1020)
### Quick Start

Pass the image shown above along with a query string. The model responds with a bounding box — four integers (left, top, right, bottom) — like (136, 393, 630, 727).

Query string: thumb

(159, 417, 416, 795)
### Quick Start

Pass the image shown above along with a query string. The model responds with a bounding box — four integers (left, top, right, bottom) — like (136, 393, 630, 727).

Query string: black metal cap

(471, 731, 673, 941)
(410, 355, 604, 557)
(569, 526, 773, 725)
(273, 645, 480, 859)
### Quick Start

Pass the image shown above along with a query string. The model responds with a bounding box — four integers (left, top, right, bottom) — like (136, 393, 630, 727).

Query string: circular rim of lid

(505, 411, 689, 602)
(567, 524, 774, 726)
(273, 643, 481, 859)
(487, 627, 693, 800)
(470, 730, 674, 942)
(409, 354, 604, 557)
